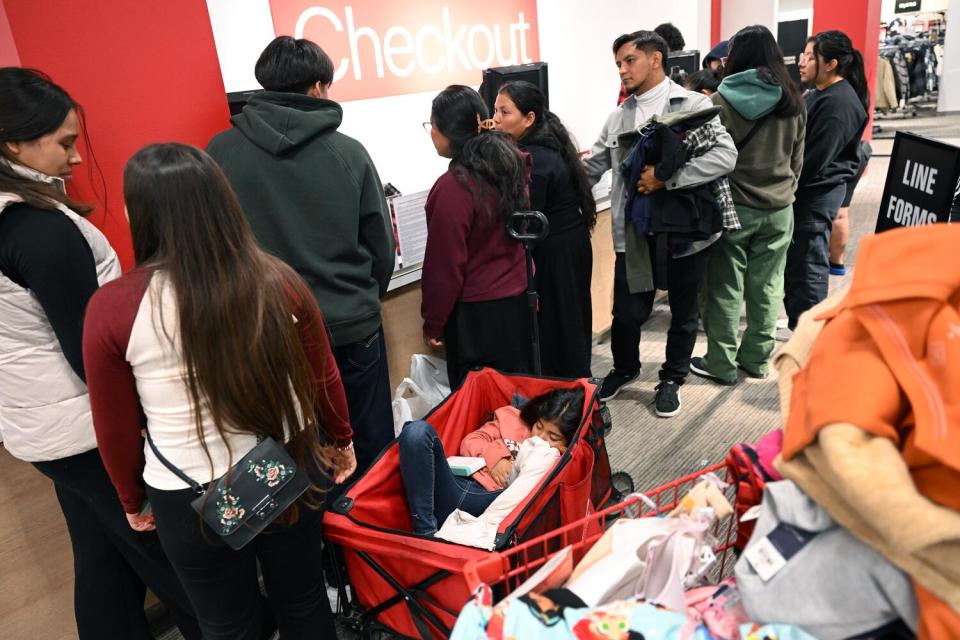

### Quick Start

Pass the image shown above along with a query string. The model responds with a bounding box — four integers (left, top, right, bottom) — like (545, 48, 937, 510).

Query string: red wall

(3, 1, 231, 270)
(0, 0, 19, 66)
(812, 0, 882, 139)
(711, 0, 722, 48)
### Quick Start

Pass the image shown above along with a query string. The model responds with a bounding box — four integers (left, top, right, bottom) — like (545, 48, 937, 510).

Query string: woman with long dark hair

(0, 68, 200, 639)
(785, 30, 869, 329)
(493, 81, 595, 378)
(421, 85, 531, 386)
(690, 25, 806, 385)
(83, 143, 356, 639)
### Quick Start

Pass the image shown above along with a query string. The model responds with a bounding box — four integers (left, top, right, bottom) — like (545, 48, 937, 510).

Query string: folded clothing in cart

(777, 224, 960, 637)
(450, 581, 818, 640)
(735, 480, 918, 639)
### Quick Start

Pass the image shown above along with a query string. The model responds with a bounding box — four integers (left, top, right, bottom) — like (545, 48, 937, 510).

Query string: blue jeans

(398, 421, 502, 535)
(332, 327, 393, 474)
(784, 184, 846, 329)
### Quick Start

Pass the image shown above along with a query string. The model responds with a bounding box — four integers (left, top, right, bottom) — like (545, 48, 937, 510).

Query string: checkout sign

(268, 0, 539, 102)
(875, 132, 960, 233)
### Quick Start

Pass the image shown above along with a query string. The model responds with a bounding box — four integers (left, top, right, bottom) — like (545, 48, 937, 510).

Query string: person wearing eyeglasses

(420, 85, 532, 386)
(207, 36, 395, 477)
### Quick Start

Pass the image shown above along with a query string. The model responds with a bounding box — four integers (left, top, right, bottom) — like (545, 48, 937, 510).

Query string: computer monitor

(666, 49, 700, 85)
(226, 89, 262, 116)
(479, 62, 549, 117)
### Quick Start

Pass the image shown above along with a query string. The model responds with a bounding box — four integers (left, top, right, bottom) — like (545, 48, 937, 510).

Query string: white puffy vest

(0, 166, 121, 462)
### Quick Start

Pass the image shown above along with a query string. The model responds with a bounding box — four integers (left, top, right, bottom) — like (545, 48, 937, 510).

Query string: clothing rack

(875, 33, 940, 120)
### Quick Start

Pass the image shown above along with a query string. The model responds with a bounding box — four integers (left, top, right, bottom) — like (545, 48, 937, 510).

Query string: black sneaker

(689, 357, 737, 386)
(599, 368, 640, 401)
(654, 381, 681, 418)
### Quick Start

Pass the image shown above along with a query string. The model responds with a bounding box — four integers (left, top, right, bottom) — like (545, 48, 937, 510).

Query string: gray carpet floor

(156, 108, 958, 639)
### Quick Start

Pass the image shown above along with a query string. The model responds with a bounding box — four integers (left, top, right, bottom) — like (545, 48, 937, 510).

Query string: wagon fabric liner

(324, 368, 614, 638)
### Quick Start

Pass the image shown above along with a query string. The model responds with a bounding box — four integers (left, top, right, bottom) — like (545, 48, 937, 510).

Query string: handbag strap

(144, 429, 205, 496)
(735, 113, 771, 151)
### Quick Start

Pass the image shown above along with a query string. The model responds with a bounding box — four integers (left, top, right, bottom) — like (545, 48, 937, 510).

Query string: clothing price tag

(740, 504, 763, 522)
(744, 537, 787, 582)
(744, 523, 818, 582)
(766, 522, 817, 559)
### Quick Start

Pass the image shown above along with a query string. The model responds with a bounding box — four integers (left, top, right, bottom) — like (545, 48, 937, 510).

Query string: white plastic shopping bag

(391, 354, 450, 436)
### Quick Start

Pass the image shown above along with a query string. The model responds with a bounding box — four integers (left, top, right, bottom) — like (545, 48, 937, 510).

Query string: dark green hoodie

(712, 69, 806, 209)
(207, 91, 395, 347)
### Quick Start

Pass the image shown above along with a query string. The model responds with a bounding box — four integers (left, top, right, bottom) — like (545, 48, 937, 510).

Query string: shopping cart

(463, 462, 739, 602)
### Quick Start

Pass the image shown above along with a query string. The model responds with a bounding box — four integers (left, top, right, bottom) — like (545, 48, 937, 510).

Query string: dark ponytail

(498, 81, 598, 230)
(813, 31, 870, 112)
(431, 85, 528, 222)
(0, 67, 94, 215)
(847, 48, 870, 112)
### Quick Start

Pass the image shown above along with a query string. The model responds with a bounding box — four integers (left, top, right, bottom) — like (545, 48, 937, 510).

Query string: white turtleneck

(630, 76, 672, 127)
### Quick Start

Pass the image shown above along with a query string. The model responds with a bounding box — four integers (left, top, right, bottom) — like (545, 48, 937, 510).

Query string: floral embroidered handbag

(146, 433, 309, 550)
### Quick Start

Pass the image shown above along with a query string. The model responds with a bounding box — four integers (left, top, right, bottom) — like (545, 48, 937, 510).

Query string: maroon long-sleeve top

(420, 169, 527, 339)
(82, 267, 351, 514)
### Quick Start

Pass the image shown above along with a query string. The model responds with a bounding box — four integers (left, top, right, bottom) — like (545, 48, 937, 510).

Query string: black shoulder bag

(146, 433, 310, 550)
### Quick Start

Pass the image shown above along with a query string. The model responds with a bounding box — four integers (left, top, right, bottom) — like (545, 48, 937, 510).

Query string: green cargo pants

(699, 204, 794, 381)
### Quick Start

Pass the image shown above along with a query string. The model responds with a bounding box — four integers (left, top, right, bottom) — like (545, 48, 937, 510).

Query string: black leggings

(146, 484, 337, 640)
(32, 449, 200, 640)
(444, 293, 531, 387)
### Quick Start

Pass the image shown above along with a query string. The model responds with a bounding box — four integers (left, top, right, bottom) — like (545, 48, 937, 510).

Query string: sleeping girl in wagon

(398, 387, 585, 537)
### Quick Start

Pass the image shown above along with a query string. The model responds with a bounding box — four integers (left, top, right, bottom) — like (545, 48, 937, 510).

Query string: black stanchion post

(506, 211, 549, 375)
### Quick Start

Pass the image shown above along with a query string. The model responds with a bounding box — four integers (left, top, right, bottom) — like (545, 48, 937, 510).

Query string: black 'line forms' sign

(875, 132, 960, 233)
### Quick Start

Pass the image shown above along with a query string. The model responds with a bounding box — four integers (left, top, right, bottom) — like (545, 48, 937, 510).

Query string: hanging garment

(875, 57, 898, 111)
(907, 47, 928, 98)
(924, 45, 939, 93)
(620, 107, 739, 236)
(620, 125, 665, 234)
(617, 105, 735, 294)
(682, 123, 740, 231)
(890, 49, 911, 102)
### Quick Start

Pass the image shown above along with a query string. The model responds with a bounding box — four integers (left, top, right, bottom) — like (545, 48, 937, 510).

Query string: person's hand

(126, 512, 156, 532)
(330, 444, 358, 484)
(636, 165, 665, 195)
(423, 329, 443, 349)
(489, 459, 514, 488)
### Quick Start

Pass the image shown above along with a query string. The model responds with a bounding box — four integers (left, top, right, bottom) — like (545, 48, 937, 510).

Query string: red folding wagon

(324, 368, 616, 638)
